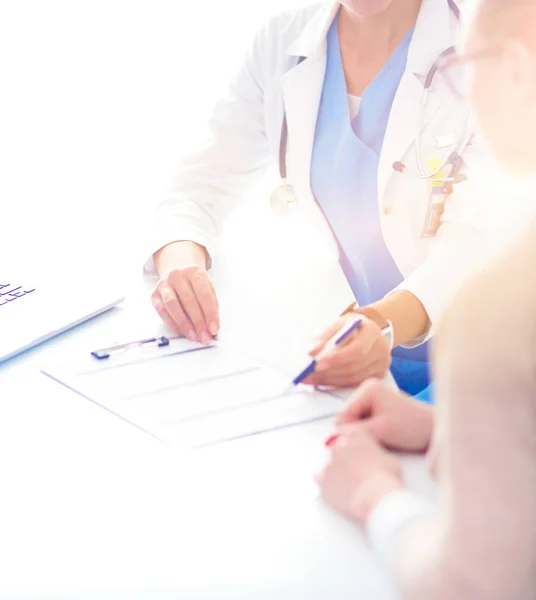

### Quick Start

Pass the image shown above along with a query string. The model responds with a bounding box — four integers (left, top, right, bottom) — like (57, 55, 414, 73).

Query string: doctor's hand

(151, 241, 219, 343)
(317, 425, 403, 523)
(304, 315, 391, 389)
(337, 379, 435, 453)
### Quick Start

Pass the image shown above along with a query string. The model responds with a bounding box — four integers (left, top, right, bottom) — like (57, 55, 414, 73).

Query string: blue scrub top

(310, 17, 430, 397)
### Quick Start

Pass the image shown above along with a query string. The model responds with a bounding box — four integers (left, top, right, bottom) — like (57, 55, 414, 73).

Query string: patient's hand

(317, 425, 403, 522)
(336, 379, 435, 453)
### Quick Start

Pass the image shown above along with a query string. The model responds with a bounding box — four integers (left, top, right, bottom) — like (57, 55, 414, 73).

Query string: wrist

(351, 472, 404, 522)
(154, 241, 208, 275)
(342, 303, 394, 349)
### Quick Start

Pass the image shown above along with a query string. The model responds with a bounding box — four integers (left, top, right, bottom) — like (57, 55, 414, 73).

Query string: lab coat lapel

(377, 0, 456, 202)
(377, 72, 429, 202)
(282, 2, 338, 199)
(281, 54, 326, 193)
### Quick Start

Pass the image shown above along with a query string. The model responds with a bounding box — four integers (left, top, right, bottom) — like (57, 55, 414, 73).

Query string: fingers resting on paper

(152, 265, 219, 343)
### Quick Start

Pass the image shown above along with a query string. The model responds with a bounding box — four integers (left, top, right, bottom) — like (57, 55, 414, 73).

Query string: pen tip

(282, 383, 296, 396)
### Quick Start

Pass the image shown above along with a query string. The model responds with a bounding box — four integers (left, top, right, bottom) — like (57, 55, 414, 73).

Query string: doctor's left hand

(304, 315, 391, 388)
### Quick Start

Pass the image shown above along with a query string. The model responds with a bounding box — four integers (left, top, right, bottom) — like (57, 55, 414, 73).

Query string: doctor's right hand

(151, 241, 220, 343)
(305, 314, 391, 389)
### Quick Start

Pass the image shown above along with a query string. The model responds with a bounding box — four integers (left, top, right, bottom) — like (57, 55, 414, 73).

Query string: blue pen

(291, 317, 364, 386)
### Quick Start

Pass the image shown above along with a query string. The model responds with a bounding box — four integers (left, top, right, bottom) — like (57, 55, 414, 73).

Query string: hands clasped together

(317, 380, 434, 521)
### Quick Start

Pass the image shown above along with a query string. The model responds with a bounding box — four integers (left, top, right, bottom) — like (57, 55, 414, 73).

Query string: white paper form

(42, 338, 343, 448)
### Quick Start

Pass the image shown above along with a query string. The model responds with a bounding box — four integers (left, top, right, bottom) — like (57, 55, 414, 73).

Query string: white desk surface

(0, 219, 436, 599)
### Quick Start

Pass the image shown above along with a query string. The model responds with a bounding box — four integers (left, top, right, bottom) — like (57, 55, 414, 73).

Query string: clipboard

(42, 336, 343, 448)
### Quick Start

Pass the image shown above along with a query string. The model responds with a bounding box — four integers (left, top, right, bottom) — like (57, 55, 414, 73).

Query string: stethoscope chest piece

(270, 183, 297, 216)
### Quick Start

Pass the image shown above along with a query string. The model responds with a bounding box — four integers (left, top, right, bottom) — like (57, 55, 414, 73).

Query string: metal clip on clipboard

(90, 336, 170, 360)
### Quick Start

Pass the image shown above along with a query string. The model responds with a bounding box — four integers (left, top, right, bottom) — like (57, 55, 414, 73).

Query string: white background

(0, 0, 311, 274)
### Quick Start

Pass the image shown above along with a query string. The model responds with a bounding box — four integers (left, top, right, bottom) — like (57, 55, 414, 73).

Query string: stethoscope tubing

(278, 0, 463, 183)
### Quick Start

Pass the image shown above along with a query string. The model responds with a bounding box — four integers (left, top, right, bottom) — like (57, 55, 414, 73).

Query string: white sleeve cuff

(366, 489, 435, 569)
(142, 228, 217, 276)
(382, 287, 432, 349)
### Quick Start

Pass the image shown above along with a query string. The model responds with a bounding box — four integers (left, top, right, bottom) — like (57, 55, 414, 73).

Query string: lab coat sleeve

(143, 25, 274, 272)
(394, 140, 495, 347)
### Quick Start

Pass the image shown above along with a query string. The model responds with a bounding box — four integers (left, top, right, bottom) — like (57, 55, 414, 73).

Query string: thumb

(336, 379, 383, 425)
(337, 391, 373, 426)
(308, 318, 347, 357)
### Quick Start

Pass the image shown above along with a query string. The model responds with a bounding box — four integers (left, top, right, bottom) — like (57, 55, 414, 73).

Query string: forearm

(153, 241, 209, 276)
(366, 491, 449, 600)
(388, 475, 536, 600)
(390, 517, 480, 600)
(371, 291, 429, 347)
(368, 493, 517, 600)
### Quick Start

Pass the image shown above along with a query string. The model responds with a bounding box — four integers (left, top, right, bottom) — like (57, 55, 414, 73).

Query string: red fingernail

(324, 434, 340, 448)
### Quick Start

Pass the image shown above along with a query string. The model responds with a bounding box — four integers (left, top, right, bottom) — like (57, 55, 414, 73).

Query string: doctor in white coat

(148, 0, 485, 398)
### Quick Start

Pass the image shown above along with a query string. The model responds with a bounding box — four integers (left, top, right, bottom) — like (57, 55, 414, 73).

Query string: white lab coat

(148, 0, 490, 345)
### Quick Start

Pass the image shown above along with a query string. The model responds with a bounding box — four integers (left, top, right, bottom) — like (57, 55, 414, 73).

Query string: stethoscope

(392, 44, 472, 184)
(270, 0, 467, 213)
